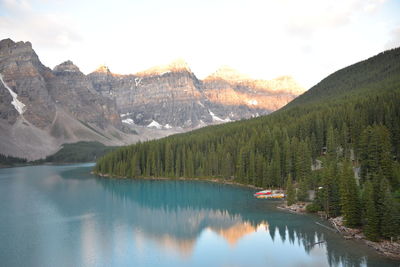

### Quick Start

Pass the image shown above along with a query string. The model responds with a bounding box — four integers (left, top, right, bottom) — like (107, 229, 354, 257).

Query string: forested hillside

(43, 141, 116, 163)
(0, 154, 27, 167)
(95, 47, 400, 241)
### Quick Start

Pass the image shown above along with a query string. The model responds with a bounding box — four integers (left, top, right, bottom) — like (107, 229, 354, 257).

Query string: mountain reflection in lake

(0, 164, 397, 267)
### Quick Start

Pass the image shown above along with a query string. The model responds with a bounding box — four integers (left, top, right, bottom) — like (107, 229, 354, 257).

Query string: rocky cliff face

(0, 39, 56, 128)
(49, 60, 123, 130)
(89, 61, 213, 128)
(0, 39, 144, 160)
(203, 67, 302, 112)
(0, 38, 305, 159)
(89, 63, 304, 129)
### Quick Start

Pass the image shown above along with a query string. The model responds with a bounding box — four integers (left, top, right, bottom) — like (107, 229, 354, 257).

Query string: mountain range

(0, 38, 304, 159)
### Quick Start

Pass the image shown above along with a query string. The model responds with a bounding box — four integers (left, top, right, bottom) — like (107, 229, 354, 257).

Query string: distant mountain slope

(0, 39, 140, 159)
(286, 48, 400, 108)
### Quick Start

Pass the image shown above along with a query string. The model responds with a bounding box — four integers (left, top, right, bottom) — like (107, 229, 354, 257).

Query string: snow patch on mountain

(0, 74, 26, 115)
(120, 112, 132, 118)
(135, 77, 142, 86)
(247, 99, 258, 106)
(147, 120, 163, 129)
(122, 118, 134, 125)
(209, 110, 231, 123)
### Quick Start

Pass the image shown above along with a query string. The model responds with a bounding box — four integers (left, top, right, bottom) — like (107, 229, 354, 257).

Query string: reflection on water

(0, 164, 398, 267)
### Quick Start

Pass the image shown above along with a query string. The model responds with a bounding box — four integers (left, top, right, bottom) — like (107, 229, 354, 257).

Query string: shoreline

(93, 172, 266, 190)
(0, 161, 96, 169)
(278, 204, 400, 260)
(329, 216, 400, 260)
(277, 202, 308, 214)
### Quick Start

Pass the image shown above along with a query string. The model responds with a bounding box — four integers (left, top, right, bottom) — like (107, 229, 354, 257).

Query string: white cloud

(0, 0, 396, 89)
(385, 27, 400, 49)
(283, 0, 385, 37)
(0, 0, 82, 49)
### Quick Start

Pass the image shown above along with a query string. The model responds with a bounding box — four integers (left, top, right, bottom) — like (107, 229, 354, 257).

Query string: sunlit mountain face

(88, 58, 304, 129)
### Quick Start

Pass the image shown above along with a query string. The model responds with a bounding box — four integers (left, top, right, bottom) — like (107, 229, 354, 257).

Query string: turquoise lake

(0, 163, 398, 267)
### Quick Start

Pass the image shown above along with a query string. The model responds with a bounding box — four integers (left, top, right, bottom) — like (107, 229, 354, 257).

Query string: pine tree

(326, 125, 336, 158)
(364, 181, 379, 241)
(130, 153, 140, 177)
(271, 141, 281, 186)
(380, 178, 399, 239)
(236, 147, 247, 183)
(282, 137, 291, 178)
(248, 150, 256, 185)
(339, 161, 361, 227)
(297, 179, 308, 202)
(175, 148, 182, 177)
(222, 152, 233, 179)
(165, 142, 174, 177)
(255, 154, 264, 187)
(286, 174, 296, 206)
(322, 162, 341, 217)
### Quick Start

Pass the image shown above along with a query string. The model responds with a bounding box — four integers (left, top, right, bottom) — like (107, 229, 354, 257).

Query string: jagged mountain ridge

(0, 38, 304, 159)
(88, 61, 304, 128)
(0, 39, 162, 160)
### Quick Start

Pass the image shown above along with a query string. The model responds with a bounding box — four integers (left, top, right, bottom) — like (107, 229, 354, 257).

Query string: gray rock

(88, 63, 304, 129)
(0, 38, 305, 159)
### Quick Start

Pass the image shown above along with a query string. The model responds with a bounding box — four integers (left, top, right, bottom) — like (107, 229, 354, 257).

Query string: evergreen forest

(95, 47, 400, 241)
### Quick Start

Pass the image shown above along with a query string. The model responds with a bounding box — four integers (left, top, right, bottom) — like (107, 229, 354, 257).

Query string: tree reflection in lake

(94, 177, 394, 267)
(0, 164, 396, 267)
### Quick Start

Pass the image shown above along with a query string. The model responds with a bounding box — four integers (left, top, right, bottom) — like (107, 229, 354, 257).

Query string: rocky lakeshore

(277, 205, 400, 260)
(277, 202, 308, 214)
(329, 216, 400, 260)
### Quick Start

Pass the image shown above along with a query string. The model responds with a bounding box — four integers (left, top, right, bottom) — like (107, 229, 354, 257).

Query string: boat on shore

(254, 189, 285, 199)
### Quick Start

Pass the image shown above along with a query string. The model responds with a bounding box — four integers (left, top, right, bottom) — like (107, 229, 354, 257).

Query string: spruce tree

(164, 142, 174, 177)
(364, 181, 380, 241)
(339, 161, 361, 227)
(326, 125, 336, 158)
(322, 162, 341, 217)
(271, 141, 281, 186)
(286, 174, 296, 206)
(297, 179, 308, 202)
(379, 178, 399, 239)
(222, 152, 233, 179)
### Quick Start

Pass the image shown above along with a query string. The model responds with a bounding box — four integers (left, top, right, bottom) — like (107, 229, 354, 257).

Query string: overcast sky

(1, 0, 399, 88)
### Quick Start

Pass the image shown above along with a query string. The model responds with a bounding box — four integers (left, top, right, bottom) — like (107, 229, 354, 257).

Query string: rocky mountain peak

(168, 58, 190, 71)
(94, 64, 111, 73)
(136, 58, 192, 77)
(0, 38, 39, 65)
(205, 66, 251, 82)
(0, 38, 18, 52)
(53, 60, 81, 73)
(0, 38, 32, 51)
(253, 75, 305, 94)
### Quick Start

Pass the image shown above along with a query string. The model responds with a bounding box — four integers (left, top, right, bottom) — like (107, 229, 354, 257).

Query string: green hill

(44, 141, 117, 163)
(285, 48, 400, 107)
(94, 47, 400, 241)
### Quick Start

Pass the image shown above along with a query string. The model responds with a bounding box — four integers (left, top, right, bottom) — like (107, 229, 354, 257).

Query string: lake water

(0, 164, 398, 267)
